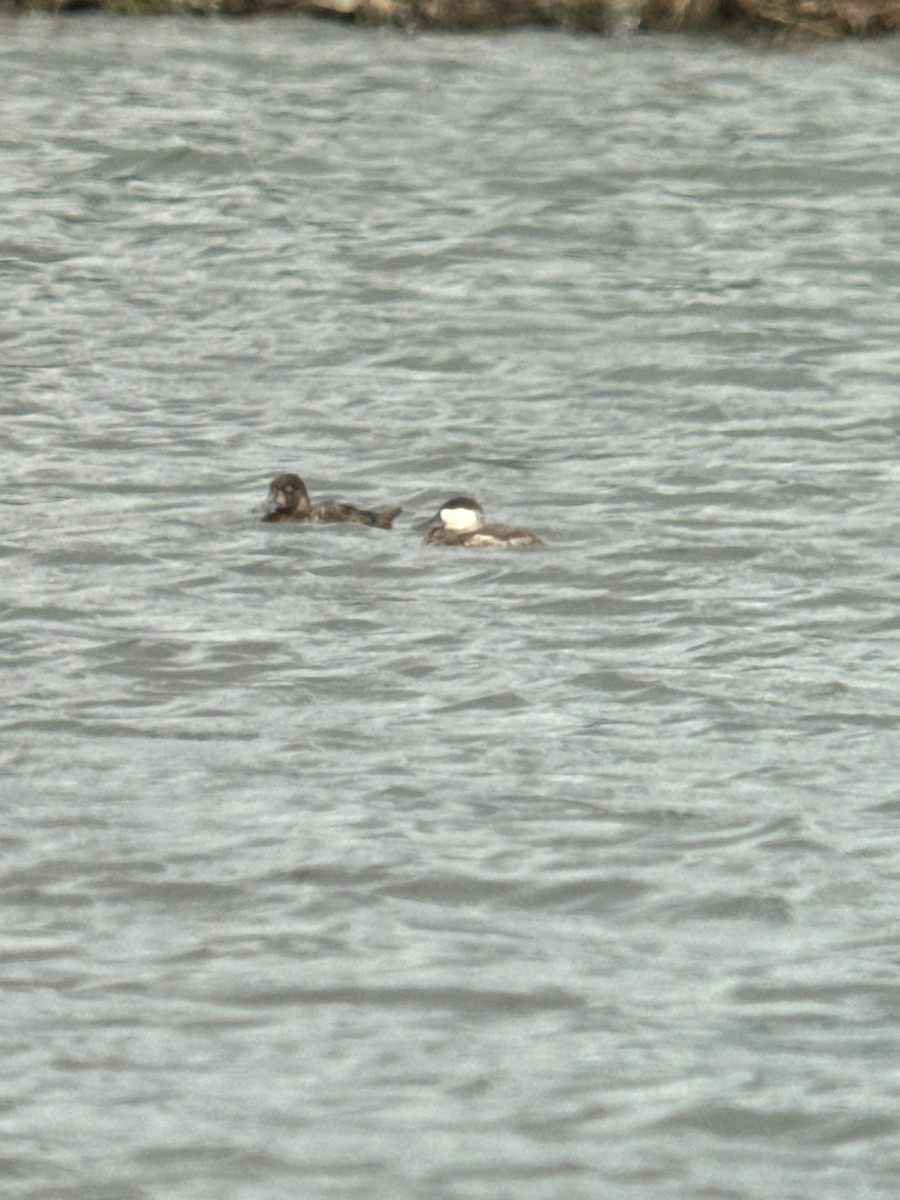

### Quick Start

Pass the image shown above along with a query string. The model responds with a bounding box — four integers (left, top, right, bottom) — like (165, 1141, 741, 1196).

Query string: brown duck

(263, 473, 402, 528)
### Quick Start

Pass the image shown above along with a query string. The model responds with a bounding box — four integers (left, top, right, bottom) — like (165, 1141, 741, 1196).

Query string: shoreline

(3, 0, 900, 38)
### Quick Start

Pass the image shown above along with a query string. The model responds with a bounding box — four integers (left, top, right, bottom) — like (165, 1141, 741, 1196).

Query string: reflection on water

(2, 16, 900, 1200)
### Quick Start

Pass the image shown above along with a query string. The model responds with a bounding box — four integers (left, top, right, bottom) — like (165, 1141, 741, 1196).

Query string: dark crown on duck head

(269, 473, 307, 495)
(441, 496, 481, 512)
(432, 496, 485, 533)
(268, 473, 310, 510)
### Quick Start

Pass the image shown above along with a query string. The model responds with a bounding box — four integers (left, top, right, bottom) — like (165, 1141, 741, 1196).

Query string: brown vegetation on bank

(6, 0, 900, 37)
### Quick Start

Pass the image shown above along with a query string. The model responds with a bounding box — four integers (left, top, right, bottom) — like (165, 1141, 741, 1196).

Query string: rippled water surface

(3, 14, 900, 1199)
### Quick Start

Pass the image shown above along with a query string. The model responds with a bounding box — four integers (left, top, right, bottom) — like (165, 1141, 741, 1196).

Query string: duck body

(424, 496, 543, 548)
(264, 474, 401, 529)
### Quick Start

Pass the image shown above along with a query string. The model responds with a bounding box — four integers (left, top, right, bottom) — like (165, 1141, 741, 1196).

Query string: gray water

(3, 14, 900, 1199)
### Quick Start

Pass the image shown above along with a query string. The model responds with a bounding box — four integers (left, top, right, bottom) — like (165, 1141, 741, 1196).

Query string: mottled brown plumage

(263, 474, 401, 529)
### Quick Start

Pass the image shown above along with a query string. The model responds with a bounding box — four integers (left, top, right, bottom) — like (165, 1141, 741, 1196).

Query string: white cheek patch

(441, 506, 481, 532)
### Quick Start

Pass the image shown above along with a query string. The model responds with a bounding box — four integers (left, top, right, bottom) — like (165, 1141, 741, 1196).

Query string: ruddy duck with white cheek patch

(424, 496, 543, 547)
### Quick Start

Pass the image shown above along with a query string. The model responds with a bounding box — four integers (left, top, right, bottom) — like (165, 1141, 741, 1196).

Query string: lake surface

(2, 14, 900, 1199)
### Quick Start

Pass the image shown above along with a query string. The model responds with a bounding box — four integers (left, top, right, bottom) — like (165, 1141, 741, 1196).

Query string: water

(2, 15, 900, 1199)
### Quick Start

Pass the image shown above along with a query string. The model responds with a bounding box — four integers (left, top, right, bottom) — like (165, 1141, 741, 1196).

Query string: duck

(424, 496, 543, 547)
(263, 474, 402, 528)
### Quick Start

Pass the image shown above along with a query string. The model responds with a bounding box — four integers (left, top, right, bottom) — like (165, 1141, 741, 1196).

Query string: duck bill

(420, 510, 443, 534)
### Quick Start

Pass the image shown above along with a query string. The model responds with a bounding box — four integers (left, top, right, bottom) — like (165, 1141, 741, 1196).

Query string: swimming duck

(424, 496, 543, 547)
(263, 474, 402, 528)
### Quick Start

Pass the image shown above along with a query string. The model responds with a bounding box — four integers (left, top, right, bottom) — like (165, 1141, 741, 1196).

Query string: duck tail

(376, 506, 403, 529)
